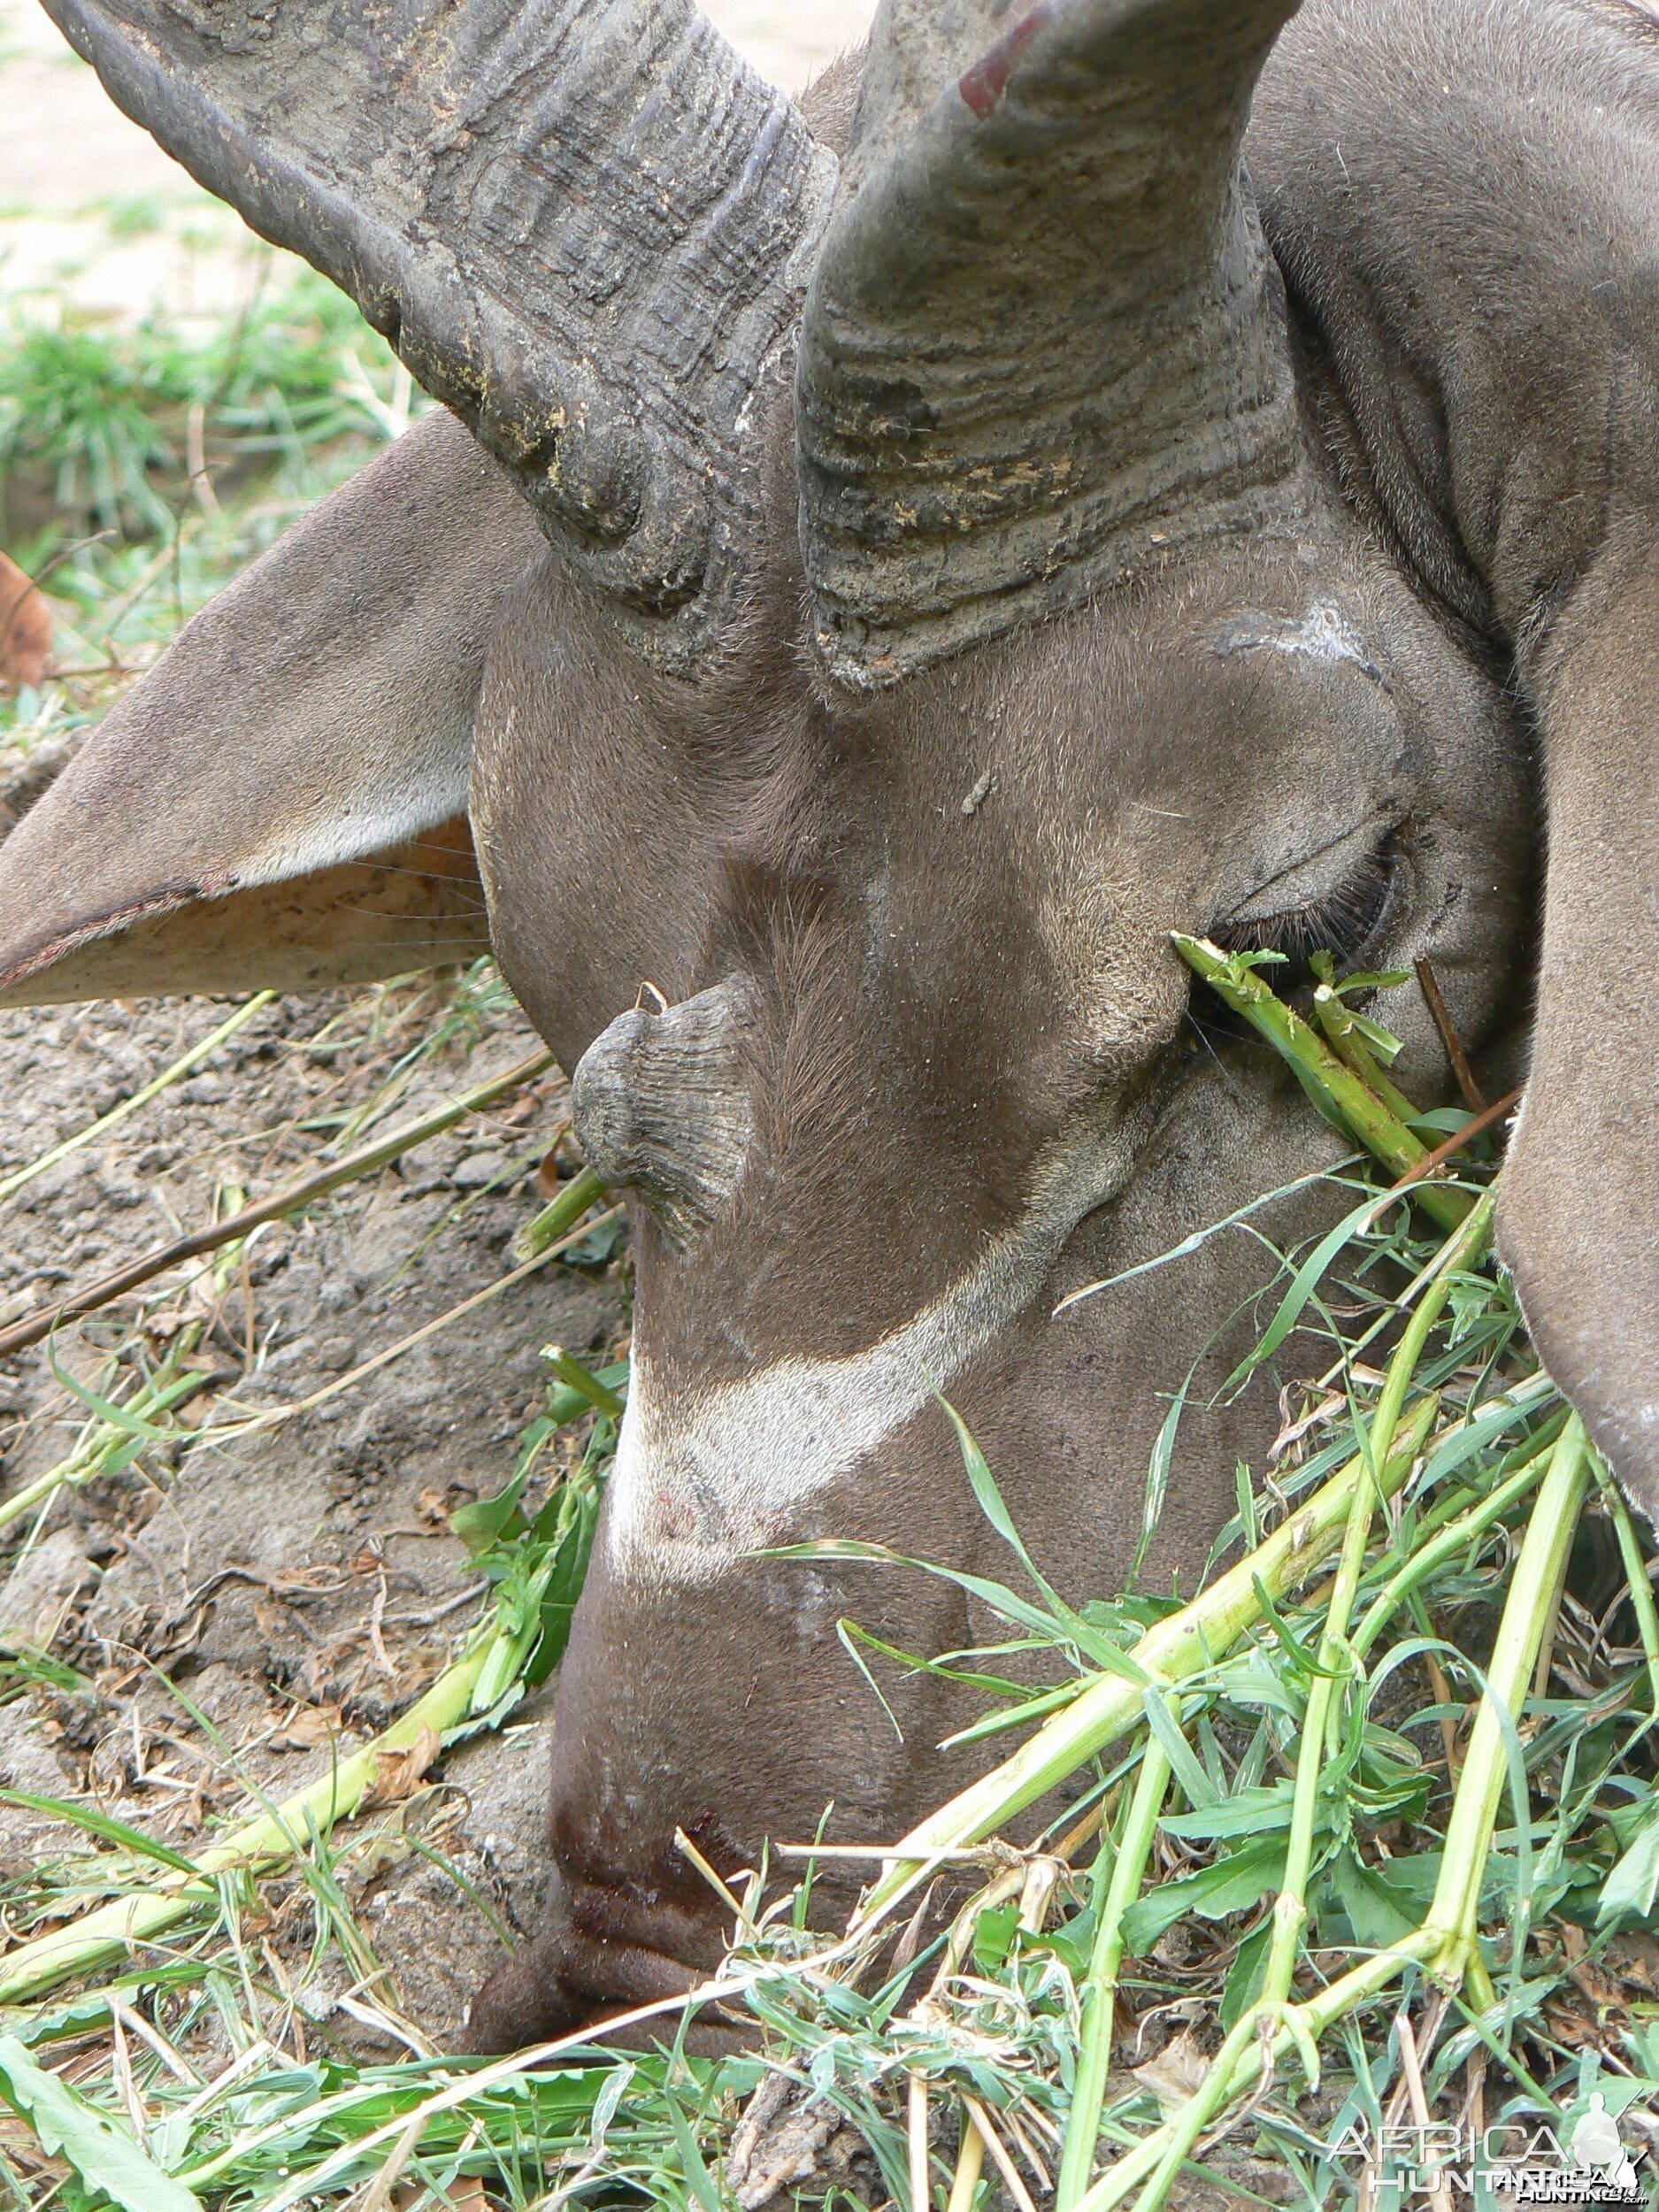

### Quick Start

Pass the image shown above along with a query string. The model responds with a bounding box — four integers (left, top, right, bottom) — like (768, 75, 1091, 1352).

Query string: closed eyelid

(1225, 817, 1396, 922)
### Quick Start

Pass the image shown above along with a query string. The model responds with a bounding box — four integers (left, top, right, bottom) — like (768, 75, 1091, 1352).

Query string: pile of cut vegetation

(0, 933, 1655, 2212)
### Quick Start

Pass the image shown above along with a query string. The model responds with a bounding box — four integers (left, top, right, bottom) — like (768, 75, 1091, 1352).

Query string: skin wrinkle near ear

(605, 1111, 1155, 1587)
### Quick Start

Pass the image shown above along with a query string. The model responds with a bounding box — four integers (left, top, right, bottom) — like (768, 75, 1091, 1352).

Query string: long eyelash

(1218, 850, 1394, 976)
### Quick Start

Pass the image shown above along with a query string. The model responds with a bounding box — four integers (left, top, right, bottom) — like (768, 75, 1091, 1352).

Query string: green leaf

(1599, 1801, 1659, 1929)
(1225, 1189, 1390, 1391)
(45, 1351, 176, 1445)
(0, 1790, 196, 1875)
(940, 1397, 1133, 1668)
(1131, 1396, 1182, 1587)
(449, 1471, 527, 1559)
(1121, 1837, 1285, 1953)
(1325, 1848, 1421, 1950)
(1143, 1694, 1217, 1809)
(1219, 1919, 1271, 2027)
(972, 1900, 1021, 1975)
(664, 2089, 722, 2212)
(0, 2033, 203, 2212)
(1162, 1782, 1298, 1843)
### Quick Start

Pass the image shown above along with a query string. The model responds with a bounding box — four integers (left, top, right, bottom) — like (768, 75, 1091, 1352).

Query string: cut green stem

(511, 1168, 609, 1263)
(1171, 937, 1467, 1232)
(855, 1396, 1438, 1928)
(1311, 983, 1424, 1126)
(1260, 1194, 1490, 2018)
(1078, 1416, 1594, 2212)
(1350, 1439, 1556, 1663)
(1054, 1734, 1172, 2211)
(1418, 1413, 1592, 1980)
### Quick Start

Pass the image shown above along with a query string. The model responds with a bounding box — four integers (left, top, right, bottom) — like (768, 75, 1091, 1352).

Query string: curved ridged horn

(796, 0, 1310, 687)
(43, 0, 836, 671)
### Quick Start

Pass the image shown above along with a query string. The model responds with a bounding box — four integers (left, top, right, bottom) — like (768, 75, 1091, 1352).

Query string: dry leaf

(1608, 1932, 1659, 1993)
(273, 1704, 345, 1751)
(362, 1723, 442, 1810)
(1132, 2029, 1213, 2121)
(0, 553, 51, 692)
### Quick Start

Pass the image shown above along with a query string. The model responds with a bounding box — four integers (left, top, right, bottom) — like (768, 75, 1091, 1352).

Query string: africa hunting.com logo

(1331, 2093, 1650, 2205)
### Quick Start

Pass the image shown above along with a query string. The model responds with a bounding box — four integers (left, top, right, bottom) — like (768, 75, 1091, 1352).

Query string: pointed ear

(0, 408, 543, 1007)
(1498, 546, 1659, 1510)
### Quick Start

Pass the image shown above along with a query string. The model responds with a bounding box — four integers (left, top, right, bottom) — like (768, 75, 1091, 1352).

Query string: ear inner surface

(0, 819, 490, 1008)
(0, 410, 530, 1006)
(42, 0, 836, 669)
(797, 0, 1310, 687)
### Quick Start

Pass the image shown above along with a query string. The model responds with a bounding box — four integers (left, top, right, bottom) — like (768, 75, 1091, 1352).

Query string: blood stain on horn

(958, 3, 1053, 119)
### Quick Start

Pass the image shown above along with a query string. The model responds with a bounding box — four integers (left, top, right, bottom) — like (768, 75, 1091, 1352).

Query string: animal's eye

(1214, 844, 1395, 987)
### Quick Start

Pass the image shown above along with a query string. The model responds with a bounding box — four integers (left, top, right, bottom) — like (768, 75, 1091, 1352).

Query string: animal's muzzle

(462, 1853, 737, 2055)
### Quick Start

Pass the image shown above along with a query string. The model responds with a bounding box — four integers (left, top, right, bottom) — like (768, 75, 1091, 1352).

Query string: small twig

(1420, 1643, 1463, 1783)
(368, 1573, 396, 1684)
(674, 1826, 749, 1925)
(1414, 956, 1485, 1111)
(964, 2097, 1041, 2212)
(349, 2113, 426, 2212)
(908, 2071, 931, 2212)
(107, 2004, 146, 2146)
(1394, 2011, 1454, 2212)
(185, 402, 221, 518)
(1389, 1087, 1520, 1193)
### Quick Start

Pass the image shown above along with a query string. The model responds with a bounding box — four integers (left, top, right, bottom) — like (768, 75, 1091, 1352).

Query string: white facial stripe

(606, 1129, 1126, 1586)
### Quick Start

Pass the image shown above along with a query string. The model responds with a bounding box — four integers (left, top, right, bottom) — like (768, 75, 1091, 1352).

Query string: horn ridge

(797, 0, 1312, 688)
(42, 0, 837, 672)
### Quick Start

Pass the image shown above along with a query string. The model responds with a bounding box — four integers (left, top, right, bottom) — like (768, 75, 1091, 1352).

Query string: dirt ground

(0, 971, 621, 2039)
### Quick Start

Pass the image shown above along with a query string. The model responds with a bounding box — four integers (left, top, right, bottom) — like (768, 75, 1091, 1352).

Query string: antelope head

(4, 0, 1655, 2046)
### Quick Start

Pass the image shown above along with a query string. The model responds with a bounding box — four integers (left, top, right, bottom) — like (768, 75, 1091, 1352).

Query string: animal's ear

(797, 0, 1308, 685)
(1497, 549, 1659, 1510)
(0, 408, 542, 1007)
